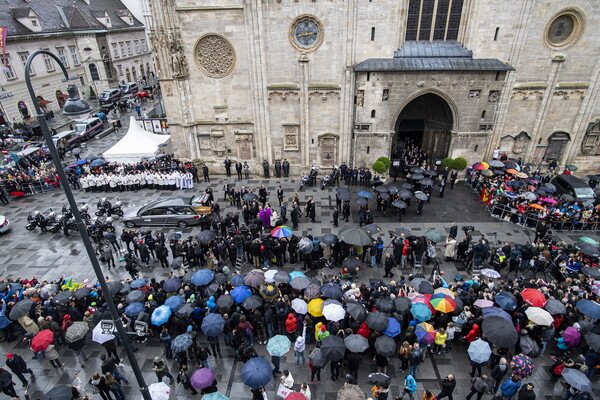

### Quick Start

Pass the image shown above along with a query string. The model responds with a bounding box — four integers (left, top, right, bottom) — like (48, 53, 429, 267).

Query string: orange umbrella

(473, 162, 490, 170)
(529, 204, 544, 210)
(506, 169, 519, 175)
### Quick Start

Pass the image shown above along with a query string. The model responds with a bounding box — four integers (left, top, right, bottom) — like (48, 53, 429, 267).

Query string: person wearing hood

(0, 368, 18, 398)
(316, 323, 330, 348)
(152, 356, 174, 384)
(500, 375, 521, 400)
(357, 322, 371, 339)
(465, 323, 481, 343)
(398, 374, 417, 400)
(285, 313, 298, 342)
(294, 324, 306, 365)
(206, 296, 217, 313)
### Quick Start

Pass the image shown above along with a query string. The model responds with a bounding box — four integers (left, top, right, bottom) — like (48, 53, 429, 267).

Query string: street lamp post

(24, 49, 152, 400)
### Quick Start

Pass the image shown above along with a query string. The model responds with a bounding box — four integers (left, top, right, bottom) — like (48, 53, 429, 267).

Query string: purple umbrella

(190, 368, 216, 389)
(563, 326, 582, 347)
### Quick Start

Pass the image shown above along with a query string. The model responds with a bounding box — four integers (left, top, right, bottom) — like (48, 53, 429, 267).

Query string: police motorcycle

(95, 197, 123, 217)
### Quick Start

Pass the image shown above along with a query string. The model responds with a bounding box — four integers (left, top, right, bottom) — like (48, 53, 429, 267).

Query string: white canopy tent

(103, 116, 171, 163)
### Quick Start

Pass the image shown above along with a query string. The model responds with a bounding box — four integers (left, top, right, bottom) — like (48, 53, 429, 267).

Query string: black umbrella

(584, 332, 600, 352)
(290, 276, 311, 290)
(374, 297, 395, 313)
(575, 243, 600, 257)
(118, 283, 131, 295)
(411, 167, 424, 174)
(560, 194, 575, 202)
(355, 197, 368, 206)
(391, 200, 407, 209)
(346, 301, 367, 321)
(411, 173, 425, 180)
(9, 299, 33, 320)
(344, 334, 369, 353)
(581, 267, 600, 279)
(363, 224, 381, 235)
(410, 278, 434, 295)
(421, 178, 434, 186)
(170, 257, 184, 269)
(42, 384, 73, 400)
(216, 294, 234, 311)
(202, 280, 219, 297)
(387, 185, 400, 195)
(242, 295, 264, 311)
(394, 296, 411, 314)
(398, 190, 412, 199)
(107, 281, 124, 296)
(390, 227, 411, 236)
(175, 303, 195, 317)
(0, 282, 8, 292)
(366, 310, 389, 331)
(367, 372, 392, 387)
(378, 192, 391, 201)
(321, 233, 338, 245)
(414, 191, 428, 201)
(214, 272, 228, 285)
(493, 169, 505, 175)
(167, 232, 182, 241)
(126, 290, 146, 303)
(39, 284, 60, 300)
(544, 299, 567, 315)
(163, 278, 183, 293)
(542, 182, 557, 192)
(336, 187, 350, 194)
(338, 193, 351, 201)
(482, 316, 518, 347)
(375, 186, 388, 193)
(321, 283, 344, 299)
(196, 231, 217, 243)
(338, 227, 372, 246)
(374, 335, 396, 357)
(274, 271, 291, 283)
(243, 193, 258, 202)
(342, 257, 362, 269)
(73, 287, 92, 299)
(320, 335, 345, 361)
(424, 169, 438, 177)
(53, 291, 74, 305)
(309, 348, 326, 368)
(399, 182, 413, 190)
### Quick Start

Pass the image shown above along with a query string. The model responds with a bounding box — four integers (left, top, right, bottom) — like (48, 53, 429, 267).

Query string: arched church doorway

(392, 93, 454, 161)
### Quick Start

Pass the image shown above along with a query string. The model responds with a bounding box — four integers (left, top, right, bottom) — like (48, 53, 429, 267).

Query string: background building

(0, 0, 153, 128)
(150, 0, 600, 172)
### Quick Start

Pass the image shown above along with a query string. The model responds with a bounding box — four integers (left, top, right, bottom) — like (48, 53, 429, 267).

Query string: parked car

(123, 198, 211, 228)
(98, 88, 121, 105)
(73, 117, 104, 141)
(551, 175, 596, 201)
(119, 82, 139, 95)
(0, 215, 11, 234)
(41, 130, 80, 153)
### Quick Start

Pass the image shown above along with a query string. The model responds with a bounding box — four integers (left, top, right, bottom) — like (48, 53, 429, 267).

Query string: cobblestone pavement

(0, 120, 598, 399)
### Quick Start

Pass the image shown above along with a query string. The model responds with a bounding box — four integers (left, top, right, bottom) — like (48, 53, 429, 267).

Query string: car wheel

(177, 221, 188, 228)
(124, 220, 136, 228)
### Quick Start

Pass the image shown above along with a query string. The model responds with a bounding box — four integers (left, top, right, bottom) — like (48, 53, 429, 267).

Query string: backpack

(245, 323, 253, 337)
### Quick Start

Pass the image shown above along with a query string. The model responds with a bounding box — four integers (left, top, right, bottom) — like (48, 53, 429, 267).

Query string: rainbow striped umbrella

(473, 162, 490, 170)
(430, 294, 456, 313)
(271, 226, 293, 238)
(415, 322, 436, 345)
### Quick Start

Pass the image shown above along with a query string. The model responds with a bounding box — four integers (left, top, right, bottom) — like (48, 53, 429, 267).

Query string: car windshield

(574, 187, 595, 199)
(74, 123, 87, 134)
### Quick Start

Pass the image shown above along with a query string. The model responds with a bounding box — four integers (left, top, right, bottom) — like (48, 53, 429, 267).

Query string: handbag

(276, 384, 292, 399)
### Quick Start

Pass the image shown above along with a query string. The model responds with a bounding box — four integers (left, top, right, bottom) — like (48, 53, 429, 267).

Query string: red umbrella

(31, 329, 54, 351)
(521, 288, 547, 307)
(285, 394, 307, 400)
(38, 100, 53, 105)
(57, 93, 69, 98)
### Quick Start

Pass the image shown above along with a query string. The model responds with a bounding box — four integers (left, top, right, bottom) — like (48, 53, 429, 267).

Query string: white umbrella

(264, 270, 279, 283)
(92, 321, 115, 344)
(323, 303, 346, 322)
(144, 382, 170, 400)
(292, 298, 308, 315)
(525, 307, 554, 326)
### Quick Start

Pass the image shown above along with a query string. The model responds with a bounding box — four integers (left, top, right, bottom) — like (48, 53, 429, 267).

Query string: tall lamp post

(25, 50, 152, 400)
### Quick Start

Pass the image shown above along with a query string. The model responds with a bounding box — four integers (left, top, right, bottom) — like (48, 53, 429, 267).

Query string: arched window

(89, 63, 100, 81)
(494, 27, 500, 41)
(125, 68, 131, 82)
(371, 109, 376, 118)
(481, 110, 486, 120)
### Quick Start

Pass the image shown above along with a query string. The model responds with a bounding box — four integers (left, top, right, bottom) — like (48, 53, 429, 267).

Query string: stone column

(299, 53, 310, 167)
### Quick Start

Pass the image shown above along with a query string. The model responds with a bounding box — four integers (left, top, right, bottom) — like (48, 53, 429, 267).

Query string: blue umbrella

(383, 317, 401, 338)
(410, 303, 432, 322)
(231, 274, 245, 286)
(151, 305, 172, 326)
(483, 307, 512, 322)
(468, 338, 492, 363)
(495, 292, 517, 311)
(124, 302, 144, 317)
(130, 278, 148, 289)
(504, 192, 518, 199)
(90, 159, 106, 167)
(191, 270, 214, 287)
(76, 159, 88, 165)
(163, 278, 182, 293)
(576, 299, 600, 319)
(289, 271, 306, 280)
(9, 283, 21, 291)
(201, 313, 225, 337)
(356, 190, 373, 198)
(171, 333, 193, 353)
(202, 393, 229, 400)
(241, 357, 272, 389)
(165, 296, 184, 311)
(231, 286, 252, 303)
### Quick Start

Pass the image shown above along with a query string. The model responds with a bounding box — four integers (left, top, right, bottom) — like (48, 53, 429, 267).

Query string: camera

(462, 226, 474, 234)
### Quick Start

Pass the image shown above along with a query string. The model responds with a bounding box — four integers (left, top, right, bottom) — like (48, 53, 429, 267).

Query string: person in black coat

(282, 159, 290, 177)
(332, 207, 339, 227)
(202, 164, 210, 182)
(224, 157, 232, 177)
(262, 160, 270, 178)
(5, 353, 33, 387)
(290, 205, 300, 229)
(436, 374, 456, 400)
(235, 161, 243, 180)
(384, 254, 394, 278)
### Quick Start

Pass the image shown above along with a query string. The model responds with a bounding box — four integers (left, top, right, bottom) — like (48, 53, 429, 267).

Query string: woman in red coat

(464, 323, 481, 343)
(285, 313, 298, 342)
(357, 322, 371, 339)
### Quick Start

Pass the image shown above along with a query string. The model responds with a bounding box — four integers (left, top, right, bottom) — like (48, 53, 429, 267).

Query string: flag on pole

(0, 27, 7, 69)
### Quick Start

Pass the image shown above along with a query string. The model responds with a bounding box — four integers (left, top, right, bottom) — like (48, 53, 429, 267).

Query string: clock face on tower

(289, 15, 323, 52)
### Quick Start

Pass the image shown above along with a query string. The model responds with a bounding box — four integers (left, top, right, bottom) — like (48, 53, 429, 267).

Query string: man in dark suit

(224, 157, 232, 177)
(290, 204, 299, 228)
(282, 159, 290, 177)
(235, 161, 243, 180)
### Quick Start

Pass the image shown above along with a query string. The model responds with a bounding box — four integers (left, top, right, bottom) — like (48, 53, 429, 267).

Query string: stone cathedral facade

(149, 0, 600, 173)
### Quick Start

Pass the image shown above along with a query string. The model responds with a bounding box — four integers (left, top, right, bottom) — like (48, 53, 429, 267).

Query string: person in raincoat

(206, 296, 217, 313)
(152, 356, 174, 384)
(398, 374, 417, 400)
(445, 236, 457, 261)
(315, 323, 330, 348)
(285, 313, 298, 342)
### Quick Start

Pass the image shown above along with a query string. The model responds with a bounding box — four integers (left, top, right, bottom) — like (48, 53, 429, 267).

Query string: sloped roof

(354, 41, 514, 73)
(103, 116, 171, 164)
(1, 0, 144, 37)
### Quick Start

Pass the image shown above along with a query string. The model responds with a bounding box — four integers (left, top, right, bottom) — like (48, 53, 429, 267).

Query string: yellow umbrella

(308, 298, 324, 317)
(434, 287, 455, 299)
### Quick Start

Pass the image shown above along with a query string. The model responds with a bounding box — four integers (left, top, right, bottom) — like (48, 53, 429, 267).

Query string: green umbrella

(565, 165, 578, 171)
(425, 228, 444, 243)
(266, 335, 291, 357)
(579, 237, 599, 246)
(202, 393, 230, 400)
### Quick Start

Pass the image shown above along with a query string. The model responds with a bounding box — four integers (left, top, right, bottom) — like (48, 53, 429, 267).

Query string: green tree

(376, 156, 391, 170)
(89, 86, 97, 99)
(442, 157, 454, 169)
(372, 161, 387, 174)
(453, 157, 468, 171)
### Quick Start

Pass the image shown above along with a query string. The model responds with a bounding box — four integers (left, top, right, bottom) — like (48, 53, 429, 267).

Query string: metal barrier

(1, 180, 62, 197)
